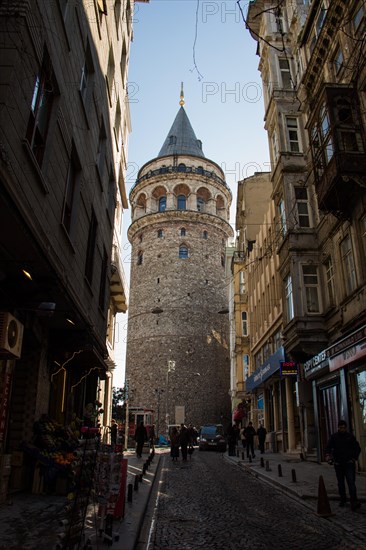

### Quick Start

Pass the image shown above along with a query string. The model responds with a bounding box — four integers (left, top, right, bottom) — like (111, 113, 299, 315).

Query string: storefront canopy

(246, 347, 285, 392)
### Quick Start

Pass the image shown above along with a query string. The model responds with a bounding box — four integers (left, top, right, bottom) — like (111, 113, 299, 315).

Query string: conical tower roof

(157, 106, 205, 159)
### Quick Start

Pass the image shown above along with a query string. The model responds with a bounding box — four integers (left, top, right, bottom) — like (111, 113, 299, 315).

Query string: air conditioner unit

(0, 312, 24, 359)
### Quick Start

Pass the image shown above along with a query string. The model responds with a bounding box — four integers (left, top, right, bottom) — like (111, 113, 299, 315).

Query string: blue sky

(114, 0, 270, 387)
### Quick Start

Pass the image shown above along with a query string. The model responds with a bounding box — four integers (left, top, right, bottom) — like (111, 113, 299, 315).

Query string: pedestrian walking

(227, 422, 240, 456)
(188, 423, 198, 445)
(239, 425, 246, 451)
(110, 419, 118, 445)
(135, 421, 148, 458)
(244, 421, 256, 459)
(325, 420, 361, 510)
(170, 426, 180, 461)
(257, 423, 267, 454)
(149, 424, 156, 450)
(180, 423, 191, 461)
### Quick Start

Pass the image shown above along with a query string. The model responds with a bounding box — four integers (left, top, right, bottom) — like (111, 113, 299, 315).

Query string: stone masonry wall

(126, 212, 232, 433)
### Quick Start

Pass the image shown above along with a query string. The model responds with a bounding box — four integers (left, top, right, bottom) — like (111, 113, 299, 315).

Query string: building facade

(0, 0, 134, 495)
(125, 94, 233, 435)
(245, 0, 366, 467)
(231, 172, 272, 425)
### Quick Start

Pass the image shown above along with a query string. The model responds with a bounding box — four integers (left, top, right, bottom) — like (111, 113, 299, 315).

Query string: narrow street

(138, 451, 365, 550)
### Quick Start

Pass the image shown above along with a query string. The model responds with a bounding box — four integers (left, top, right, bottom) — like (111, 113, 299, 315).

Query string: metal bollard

(265, 460, 270, 471)
(134, 474, 139, 491)
(260, 457, 264, 468)
(127, 483, 133, 502)
(278, 464, 283, 477)
(291, 469, 297, 482)
(139, 473, 143, 482)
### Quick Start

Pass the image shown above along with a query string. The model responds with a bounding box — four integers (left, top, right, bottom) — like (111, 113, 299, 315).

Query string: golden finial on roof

(179, 82, 185, 106)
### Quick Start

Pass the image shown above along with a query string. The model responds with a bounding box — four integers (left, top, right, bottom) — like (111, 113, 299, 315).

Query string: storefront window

(321, 384, 340, 447)
(257, 393, 264, 424)
(355, 371, 366, 430)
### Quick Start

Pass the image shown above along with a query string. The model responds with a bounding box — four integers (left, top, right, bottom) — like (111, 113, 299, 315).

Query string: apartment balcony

(308, 85, 366, 217)
(282, 315, 328, 361)
(315, 151, 366, 215)
(235, 335, 250, 353)
(110, 244, 128, 313)
(233, 250, 246, 264)
(237, 292, 248, 304)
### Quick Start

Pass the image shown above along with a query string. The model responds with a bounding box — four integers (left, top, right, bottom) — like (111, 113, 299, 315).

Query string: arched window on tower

(179, 245, 189, 259)
(197, 197, 205, 212)
(178, 163, 186, 172)
(216, 195, 225, 215)
(157, 229, 164, 238)
(203, 230, 208, 239)
(137, 251, 143, 265)
(159, 196, 167, 212)
(180, 227, 186, 237)
(196, 166, 204, 175)
(177, 195, 186, 210)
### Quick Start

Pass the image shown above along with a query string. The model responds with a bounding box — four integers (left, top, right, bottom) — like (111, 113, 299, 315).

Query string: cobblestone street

(145, 451, 366, 550)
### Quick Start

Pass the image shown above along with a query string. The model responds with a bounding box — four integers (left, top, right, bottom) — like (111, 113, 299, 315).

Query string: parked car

(198, 424, 227, 452)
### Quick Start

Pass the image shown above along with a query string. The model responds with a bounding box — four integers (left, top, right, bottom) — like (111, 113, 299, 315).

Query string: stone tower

(126, 91, 233, 434)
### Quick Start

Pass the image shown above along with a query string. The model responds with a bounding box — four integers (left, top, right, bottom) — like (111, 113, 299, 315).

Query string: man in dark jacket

(180, 424, 190, 461)
(244, 421, 256, 459)
(325, 420, 361, 510)
(135, 421, 148, 458)
(257, 423, 267, 454)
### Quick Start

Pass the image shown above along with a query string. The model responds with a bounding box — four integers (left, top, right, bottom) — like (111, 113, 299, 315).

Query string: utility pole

(154, 388, 164, 442)
(166, 360, 175, 432)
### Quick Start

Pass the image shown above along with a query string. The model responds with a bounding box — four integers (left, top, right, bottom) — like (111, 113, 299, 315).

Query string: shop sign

(327, 325, 366, 358)
(303, 350, 329, 379)
(303, 325, 366, 378)
(280, 361, 298, 376)
(329, 340, 366, 371)
(246, 347, 284, 391)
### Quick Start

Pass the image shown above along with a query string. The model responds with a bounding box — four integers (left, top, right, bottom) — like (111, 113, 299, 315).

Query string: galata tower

(125, 90, 233, 435)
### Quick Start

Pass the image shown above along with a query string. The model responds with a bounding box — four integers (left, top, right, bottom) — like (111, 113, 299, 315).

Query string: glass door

(319, 383, 340, 459)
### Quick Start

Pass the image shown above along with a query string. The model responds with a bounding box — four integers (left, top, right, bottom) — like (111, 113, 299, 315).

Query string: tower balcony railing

(131, 164, 232, 195)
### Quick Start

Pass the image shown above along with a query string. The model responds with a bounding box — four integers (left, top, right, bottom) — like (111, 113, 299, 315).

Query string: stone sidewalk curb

(224, 452, 366, 542)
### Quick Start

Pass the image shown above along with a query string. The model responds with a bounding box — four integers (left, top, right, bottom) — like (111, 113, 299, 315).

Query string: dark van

(198, 424, 227, 452)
